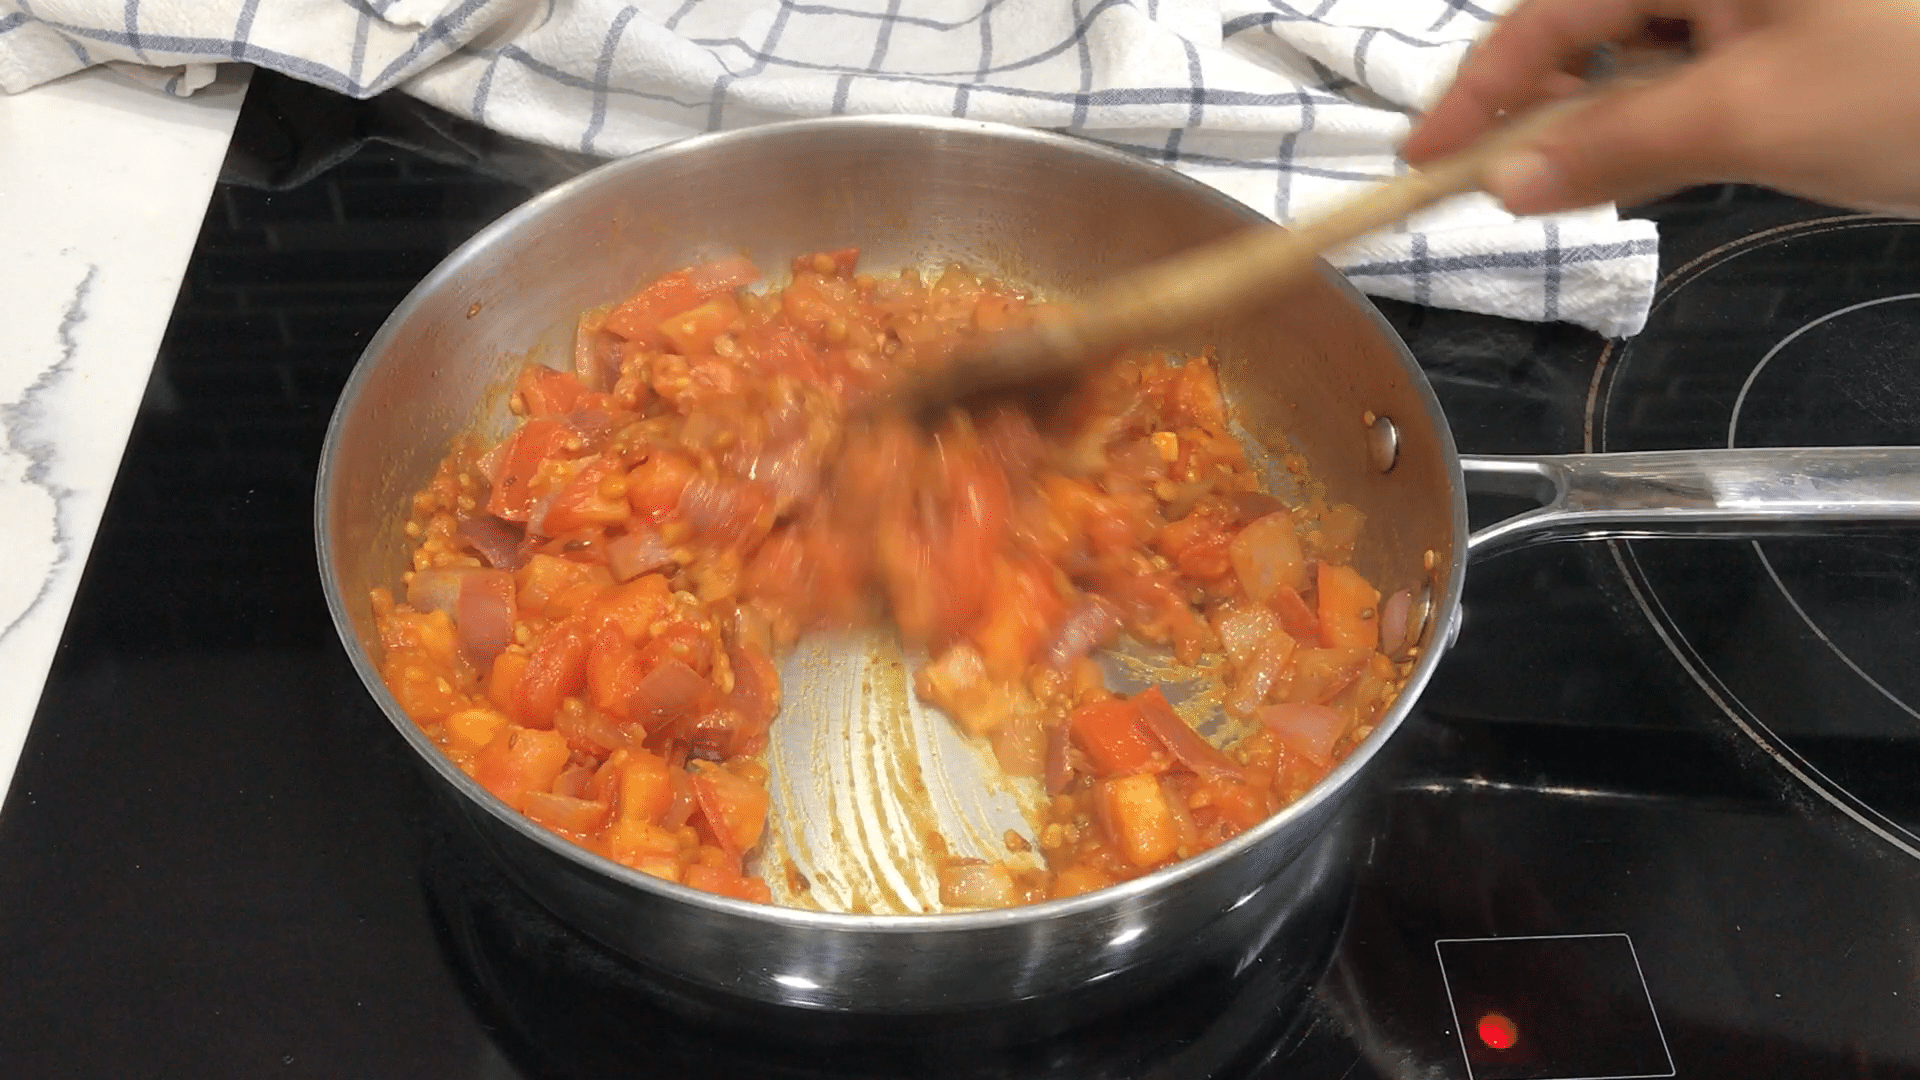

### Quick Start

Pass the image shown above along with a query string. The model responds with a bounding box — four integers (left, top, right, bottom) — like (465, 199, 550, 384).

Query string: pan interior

(320, 119, 1462, 917)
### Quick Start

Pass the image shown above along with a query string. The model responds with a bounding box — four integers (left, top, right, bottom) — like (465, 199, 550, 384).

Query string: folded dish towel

(0, 0, 1659, 337)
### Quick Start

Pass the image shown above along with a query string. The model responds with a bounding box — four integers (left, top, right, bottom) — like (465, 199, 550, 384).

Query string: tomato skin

(1069, 699, 1167, 778)
(513, 618, 593, 729)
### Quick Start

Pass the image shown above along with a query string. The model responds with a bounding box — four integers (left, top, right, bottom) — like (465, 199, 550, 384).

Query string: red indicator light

(1477, 1012, 1519, 1050)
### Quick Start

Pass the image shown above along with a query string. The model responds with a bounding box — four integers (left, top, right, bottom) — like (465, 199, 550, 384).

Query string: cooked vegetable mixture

(372, 250, 1408, 909)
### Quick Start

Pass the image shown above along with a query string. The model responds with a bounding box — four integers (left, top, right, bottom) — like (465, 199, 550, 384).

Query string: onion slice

(607, 527, 675, 582)
(1257, 703, 1348, 768)
(455, 569, 517, 662)
(1133, 687, 1245, 786)
(458, 514, 527, 570)
(1381, 588, 1413, 654)
(627, 659, 712, 732)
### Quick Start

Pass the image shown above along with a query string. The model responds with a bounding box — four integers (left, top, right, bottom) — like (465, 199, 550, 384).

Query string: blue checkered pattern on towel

(0, 0, 1659, 336)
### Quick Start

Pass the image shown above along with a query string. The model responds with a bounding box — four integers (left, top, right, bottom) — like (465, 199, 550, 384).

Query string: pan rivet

(1365, 414, 1399, 472)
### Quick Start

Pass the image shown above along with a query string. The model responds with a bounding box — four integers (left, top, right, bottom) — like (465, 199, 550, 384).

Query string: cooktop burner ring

(1584, 212, 1920, 861)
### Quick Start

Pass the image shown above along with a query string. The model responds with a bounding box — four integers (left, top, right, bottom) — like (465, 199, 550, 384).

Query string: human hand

(1402, 0, 1920, 217)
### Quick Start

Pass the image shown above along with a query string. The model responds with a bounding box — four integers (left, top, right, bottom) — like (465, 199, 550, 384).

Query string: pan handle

(1461, 447, 1920, 555)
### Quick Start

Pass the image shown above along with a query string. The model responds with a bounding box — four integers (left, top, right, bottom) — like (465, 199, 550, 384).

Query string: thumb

(1484, 65, 1737, 214)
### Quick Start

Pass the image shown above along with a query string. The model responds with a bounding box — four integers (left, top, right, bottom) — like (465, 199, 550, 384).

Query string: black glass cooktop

(2, 71, 1917, 1078)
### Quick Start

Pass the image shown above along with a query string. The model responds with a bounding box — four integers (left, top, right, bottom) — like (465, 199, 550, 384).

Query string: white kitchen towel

(0, 0, 1659, 337)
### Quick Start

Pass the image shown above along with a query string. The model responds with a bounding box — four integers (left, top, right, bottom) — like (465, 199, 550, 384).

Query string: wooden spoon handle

(1008, 96, 1585, 372)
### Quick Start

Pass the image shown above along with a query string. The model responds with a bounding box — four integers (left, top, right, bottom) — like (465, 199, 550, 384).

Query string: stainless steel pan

(316, 116, 1920, 1016)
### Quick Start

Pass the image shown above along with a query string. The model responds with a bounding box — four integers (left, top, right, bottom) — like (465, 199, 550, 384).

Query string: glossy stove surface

(1, 74, 1916, 1079)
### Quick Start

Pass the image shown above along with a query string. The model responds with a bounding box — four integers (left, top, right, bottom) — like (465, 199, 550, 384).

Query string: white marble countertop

(0, 66, 248, 808)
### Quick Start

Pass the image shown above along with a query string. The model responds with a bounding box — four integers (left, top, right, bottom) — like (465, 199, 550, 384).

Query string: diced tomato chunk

(1317, 562, 1381, 651)
(513, 617, 592, 728)
(1096, 773, 1180, 868)
(604, 271, 702, 347)
(486, 419, 575, 522)
(474, 727, 572, 811)
(515, 366, 586, 417)
(1069, 699, 1166, 778)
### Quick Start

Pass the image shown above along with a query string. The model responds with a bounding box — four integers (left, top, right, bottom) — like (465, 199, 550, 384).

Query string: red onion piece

(937, 860, 1017, 909)
(627, 659, 712, 732)
(991, 710, 1048, 778)
(726, 644, 779, 729)
(405, 569, 466, 616)
(1256, 703, 1348, 768)
(678, 475, 767, 544)
(1044, 719, 1074, 796)
(1213, 602, 1281, 670)
(687, 255, 760, 296)
(1223, 632, 1295, 718)
(552, 763, 595, 800)
(565, 407, 613, 449)
(606, 527, 675, 582)
(458, 514, 527, 570)
(1381, 588, 1413, 653)
(1044, 596, 1121, 669)
(455, 569, 517, 662)
(663, 766, 697, 829)
(1134, 687, 1245, 786)
(1230, 511, 1307, 603)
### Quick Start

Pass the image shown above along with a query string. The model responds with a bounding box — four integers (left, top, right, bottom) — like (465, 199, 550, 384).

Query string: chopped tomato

(381, 257, 1403, 911)
(1069, 699, 1167, 778)
(1317, 562, 1381, 651)
(604, 270, 702, 347)
(683, 862, 775, 904)
(1096, 773, 1180, 868)
(513, 617, 592, 728)
(1156, 507, 1236, 582)
(485, 418, 575, 521)
(617, 751, 676, 824)
(626, 451, 697, 523)
(487, 650, 528, 715)
(515, 366, 586, 416)
(581, 573, 673, 642)
(536, 455, 631, 535)
(690, 760, 769, 857)
(660, 293, 741, 356)
(473, 727, 571, 811)
(523, 791, 613, 835)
